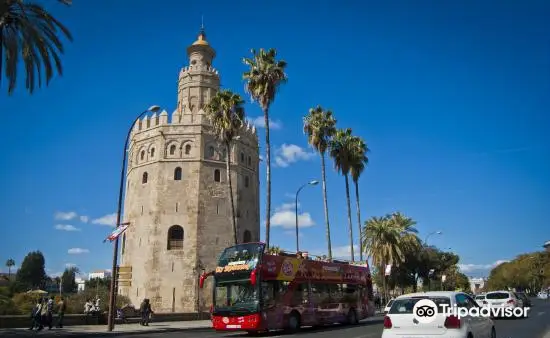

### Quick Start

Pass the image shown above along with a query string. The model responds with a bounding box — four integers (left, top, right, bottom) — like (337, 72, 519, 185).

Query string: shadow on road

(223, 319, 384, 337)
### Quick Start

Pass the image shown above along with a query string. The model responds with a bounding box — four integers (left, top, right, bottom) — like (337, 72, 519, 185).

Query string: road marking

(538, 311, 546, 316)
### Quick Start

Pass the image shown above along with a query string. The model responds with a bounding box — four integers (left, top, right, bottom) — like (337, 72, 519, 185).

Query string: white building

(469, 277, 487, 294)
(88, 270, 112, 280)
(75, 277, 86, 292)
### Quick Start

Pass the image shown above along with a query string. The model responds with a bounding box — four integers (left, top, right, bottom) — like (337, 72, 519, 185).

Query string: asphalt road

(3, 299, 549, 338)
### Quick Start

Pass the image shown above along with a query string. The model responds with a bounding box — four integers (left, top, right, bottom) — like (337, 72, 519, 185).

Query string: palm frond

(1, 0, 73, 95)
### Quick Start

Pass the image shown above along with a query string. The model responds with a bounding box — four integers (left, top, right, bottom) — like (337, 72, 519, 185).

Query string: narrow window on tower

(240, 152, 245, 163)
(174, 167, 182, 180)
(172, 288, 176, 313)
(185, 144, 191, 155)
(248, 156, 251, 166)
(171, 262, 174, 272)
(141, 206, 144, 215)
(139, 238, 142, 247)
(136, 288, 139, 297)
(175, 202, 179, 212)
(122, 234, 126, 254)
(214, 169, 221, 182)
(245, 175, 249, 188)
(142, 172, 148, 184)
(140, 150, 145, 161)
(150, 148, 155, 158)
(169, 144, 176, 156)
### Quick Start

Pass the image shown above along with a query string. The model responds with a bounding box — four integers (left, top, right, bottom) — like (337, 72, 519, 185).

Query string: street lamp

(107, 105, 161, 332)
(423, 231, 442, 291)
(294, 180, 319, 252)
(424, 231, 442, 246)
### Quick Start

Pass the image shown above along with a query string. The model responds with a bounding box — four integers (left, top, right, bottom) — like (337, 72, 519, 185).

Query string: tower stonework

(118, 30, 260, 313)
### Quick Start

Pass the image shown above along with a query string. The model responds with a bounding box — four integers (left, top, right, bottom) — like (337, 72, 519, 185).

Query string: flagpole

(107, 106, 161, 332)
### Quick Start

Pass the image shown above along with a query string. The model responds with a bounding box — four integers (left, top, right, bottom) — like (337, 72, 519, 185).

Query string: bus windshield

(214, 278, 259, 315)
(217, 243, 264, 267)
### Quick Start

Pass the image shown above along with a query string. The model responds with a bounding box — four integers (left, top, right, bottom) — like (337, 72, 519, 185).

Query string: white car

(474, 294, 487, 307)
(384, 298, 395, 315)
(484, 290, 523, 317)
(382, 291, 495, 338)
(537, 291, 548, 299)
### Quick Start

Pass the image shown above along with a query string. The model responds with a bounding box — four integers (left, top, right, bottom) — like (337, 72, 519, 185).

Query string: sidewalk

(0, 320, 212, 337)
(0, 315, 384, 337)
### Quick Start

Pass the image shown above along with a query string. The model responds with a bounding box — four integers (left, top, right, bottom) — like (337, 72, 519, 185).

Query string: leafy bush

(12, 293, 41, 315)
(0, 295, 19, 315)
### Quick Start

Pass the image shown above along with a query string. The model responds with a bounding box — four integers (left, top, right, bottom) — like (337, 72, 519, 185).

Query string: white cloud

(79, 215, 89, 223)
(54, 224, 81, 232)
(283, 230, 303, 237)
(274, 144, 316, 168)
(54, 211, 78, 221)
(248, 116, 282, 130)
(65, 263, 77, 268)
(270, 202, 314, 229)
(68, 248, 89, 254)
(91, 213, 117, 227)
(458, 260, 509, 273)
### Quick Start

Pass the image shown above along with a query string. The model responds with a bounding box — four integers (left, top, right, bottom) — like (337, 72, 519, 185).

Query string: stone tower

(118, 29, 260, 313)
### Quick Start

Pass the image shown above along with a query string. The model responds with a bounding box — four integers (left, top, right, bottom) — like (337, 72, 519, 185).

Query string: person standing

(56, 297, 66, 328)
(46, 296, 54, 329)
(28, 298, 42, 331)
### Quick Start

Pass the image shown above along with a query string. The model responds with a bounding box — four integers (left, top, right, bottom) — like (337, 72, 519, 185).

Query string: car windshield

(386, 300, 394, 307)
(389, 296, 451, 314)
(486, 292, 510, 300)
(214, 279, 259, 315)
(217, 243, 264, 267)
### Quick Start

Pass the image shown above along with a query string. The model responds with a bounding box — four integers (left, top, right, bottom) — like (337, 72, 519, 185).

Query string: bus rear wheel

(286, 311, 301, 333)
(347, 308, 358, 325)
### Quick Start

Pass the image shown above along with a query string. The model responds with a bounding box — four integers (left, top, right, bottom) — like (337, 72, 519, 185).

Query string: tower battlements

(130, 110, 258, 144)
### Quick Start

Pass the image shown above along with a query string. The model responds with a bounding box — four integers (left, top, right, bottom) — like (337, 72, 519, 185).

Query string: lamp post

(294, 180, 319, 252)
(107, 105, 161, 332)
(424, 231, 442, 291)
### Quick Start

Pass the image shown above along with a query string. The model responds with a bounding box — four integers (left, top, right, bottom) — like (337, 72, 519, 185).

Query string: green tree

(243, 48, 287, 248)
(0, 0, 73, 95)
(15, 251, 47, 291)
(5, 258, 15, 278)
(303, 105, 337, 259)
(329, 128, 356, 261)
(205, 89, 246, 245)
(349, 136, 369, 262)
(61, 266, 79, 294)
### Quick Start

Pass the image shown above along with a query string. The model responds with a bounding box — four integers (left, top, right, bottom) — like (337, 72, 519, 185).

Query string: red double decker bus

(199, 242, 375, 334)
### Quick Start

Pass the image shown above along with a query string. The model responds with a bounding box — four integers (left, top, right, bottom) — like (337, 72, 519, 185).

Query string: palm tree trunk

(225, 142, 238, 245)
(344, 174, 354, 262)
(263, 108, 272, 249)
(320, 153, 333, 260)
(354, 180, 362, 262)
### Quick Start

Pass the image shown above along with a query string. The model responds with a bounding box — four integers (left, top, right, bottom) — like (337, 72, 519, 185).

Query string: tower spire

(201, 15, 204, 33)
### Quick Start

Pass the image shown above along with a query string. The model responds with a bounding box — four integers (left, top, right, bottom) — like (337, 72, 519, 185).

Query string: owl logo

(282, 260, 294, 276)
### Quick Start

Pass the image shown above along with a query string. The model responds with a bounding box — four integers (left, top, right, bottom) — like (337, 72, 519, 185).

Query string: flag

(103, 222, 130, 243)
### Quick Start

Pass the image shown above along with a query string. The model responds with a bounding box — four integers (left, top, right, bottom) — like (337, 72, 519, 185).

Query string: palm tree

(243, 48, 287, 248)
(5, 258, 15, 278)
(362, 215, 404, 301)
(329, 128, 356, 261)
(0, 0, 73, 95)
(205, 89, 246, 245)
(349, 136, 369, 262)
(303, 106, 337, 259)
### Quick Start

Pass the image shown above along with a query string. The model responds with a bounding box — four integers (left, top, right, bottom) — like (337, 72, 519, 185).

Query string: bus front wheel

(347, 308, 358, 325)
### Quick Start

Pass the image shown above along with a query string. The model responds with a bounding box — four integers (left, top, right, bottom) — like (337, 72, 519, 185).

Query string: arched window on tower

(207, 146, 215, 158)
(169, 145, 177, 156)
(142, 172, 148, 184)
(150, 148, 155, 158)
(248, 156, 252, 166)
(174, 167, 182, 180)
(214, 169, 221, 182)
(184, 144, 191, 155)
(167, 225, 184, 250)
(140, 150, 145, 161)
(240, 152, 245, 163)
(243, 230, 252, 243)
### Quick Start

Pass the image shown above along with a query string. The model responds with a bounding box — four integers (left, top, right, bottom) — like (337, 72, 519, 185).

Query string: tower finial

(201, 15, 204, 33)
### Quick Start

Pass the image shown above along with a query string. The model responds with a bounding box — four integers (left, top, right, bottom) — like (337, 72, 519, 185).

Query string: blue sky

(1, 0, 549, 279)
